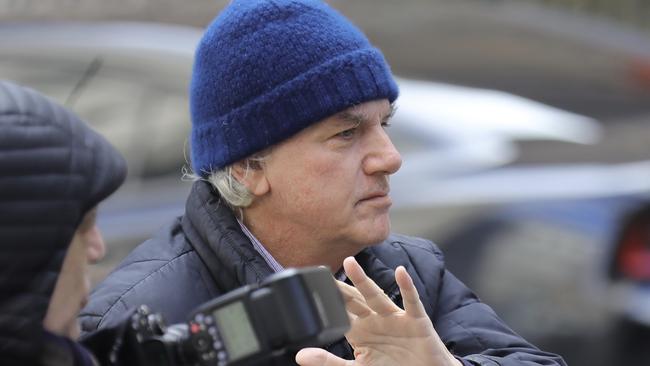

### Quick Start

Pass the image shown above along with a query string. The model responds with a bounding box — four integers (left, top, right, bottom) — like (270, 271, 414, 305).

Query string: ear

(231, 160, 270, 196)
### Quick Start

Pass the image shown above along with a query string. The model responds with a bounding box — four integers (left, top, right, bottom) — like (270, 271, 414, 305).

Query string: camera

(121, 266, 349, 366)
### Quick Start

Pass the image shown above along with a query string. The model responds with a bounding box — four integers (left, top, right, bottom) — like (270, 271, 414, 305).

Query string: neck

(241, 209, 360, 273)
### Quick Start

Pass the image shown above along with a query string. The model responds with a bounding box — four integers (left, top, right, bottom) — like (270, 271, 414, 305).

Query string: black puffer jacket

(81, 181, 565, 366)
(0, 81, 127, 365)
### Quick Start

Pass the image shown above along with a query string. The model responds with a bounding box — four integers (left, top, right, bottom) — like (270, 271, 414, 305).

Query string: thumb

(296, 348, 354, 366)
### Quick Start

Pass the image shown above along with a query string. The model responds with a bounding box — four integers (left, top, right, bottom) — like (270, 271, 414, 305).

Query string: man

(81, 1, 565, 365)
(0, 81, 127, 365)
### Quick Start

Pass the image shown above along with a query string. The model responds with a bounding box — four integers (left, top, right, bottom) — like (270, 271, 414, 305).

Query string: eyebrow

(335, 103, 396, 128)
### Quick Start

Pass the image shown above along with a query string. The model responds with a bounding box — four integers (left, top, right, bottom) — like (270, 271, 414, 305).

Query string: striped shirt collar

(237, 218, 285, 273)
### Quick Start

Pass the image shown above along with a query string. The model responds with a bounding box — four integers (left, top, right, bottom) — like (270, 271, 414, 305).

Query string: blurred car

(438, 194, 650, 365)
(1, 21, 648, 366)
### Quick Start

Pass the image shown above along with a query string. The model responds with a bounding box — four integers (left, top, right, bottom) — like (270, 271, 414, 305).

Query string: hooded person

(0, 81, 127, 365)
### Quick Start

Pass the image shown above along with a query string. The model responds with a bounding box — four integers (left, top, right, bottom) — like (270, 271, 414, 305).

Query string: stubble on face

(243, 99, 401, 269)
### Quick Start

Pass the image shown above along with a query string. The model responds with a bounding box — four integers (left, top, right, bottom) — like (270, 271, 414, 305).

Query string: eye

(381, 120, 392, 128)
(335, 127, 357, 139)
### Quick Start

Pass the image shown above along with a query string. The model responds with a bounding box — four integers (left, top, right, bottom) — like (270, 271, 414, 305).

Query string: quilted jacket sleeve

(432, 263, 566, 366)
(386, 236, 566, 366)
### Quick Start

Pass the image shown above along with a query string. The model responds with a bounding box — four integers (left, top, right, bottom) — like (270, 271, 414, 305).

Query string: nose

(363, 126, 402, 176)
(86, 225, 106, 264)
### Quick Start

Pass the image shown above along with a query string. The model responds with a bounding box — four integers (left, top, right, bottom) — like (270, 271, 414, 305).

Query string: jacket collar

(181, 181, 275, 293)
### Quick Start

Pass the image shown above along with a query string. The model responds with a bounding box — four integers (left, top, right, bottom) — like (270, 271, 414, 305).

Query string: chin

(371, 231, 391, 245)
(360, 222, 391, 246)
(343, 213, 392, 247)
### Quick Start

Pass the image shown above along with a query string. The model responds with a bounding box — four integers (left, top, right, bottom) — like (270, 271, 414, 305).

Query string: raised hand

(296, 257, 461, 366)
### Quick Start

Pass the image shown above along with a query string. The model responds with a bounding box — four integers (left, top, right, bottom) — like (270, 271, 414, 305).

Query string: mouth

(357, 191, 392, 206)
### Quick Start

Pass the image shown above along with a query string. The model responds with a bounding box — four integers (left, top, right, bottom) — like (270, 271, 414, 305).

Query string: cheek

(280, 165, 323, 207)
(267, 143, 360, 213)
(301, 160, 357, 212)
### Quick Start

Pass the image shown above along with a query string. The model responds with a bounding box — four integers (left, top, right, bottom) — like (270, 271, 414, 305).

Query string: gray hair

(186, 151, 270, 211)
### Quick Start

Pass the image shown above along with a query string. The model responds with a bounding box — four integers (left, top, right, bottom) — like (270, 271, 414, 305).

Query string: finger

(343, 257, 400, 315)
(395, 266, 427, 318)
(346, 310, 359, 323)
(336, 280, 361, 300)
(344, 296, 373, 318)
(296, 348, 355, 366)
(336, 281, 373, 317)
(336, 280, 368, 307)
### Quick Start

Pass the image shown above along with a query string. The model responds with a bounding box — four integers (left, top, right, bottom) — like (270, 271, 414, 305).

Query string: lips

(357, 190, 391, 206)
(361, 191, 388, 200)
(357, 179, 391, 205)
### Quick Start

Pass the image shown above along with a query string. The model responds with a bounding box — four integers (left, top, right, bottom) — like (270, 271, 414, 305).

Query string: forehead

(318, 99, 392, 129)
(336, 99, 391, 121)
(270, 99, 392, 148)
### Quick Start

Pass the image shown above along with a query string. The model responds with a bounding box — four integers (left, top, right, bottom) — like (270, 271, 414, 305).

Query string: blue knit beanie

(190, 0, 399, 175)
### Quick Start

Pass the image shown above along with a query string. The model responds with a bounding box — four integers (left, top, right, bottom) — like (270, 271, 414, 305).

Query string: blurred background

(1, 1, 649, 365)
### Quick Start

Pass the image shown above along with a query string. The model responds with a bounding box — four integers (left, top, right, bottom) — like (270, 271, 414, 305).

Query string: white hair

(185, 151, 270, 211)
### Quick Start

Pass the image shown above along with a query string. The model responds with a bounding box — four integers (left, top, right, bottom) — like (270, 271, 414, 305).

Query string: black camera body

(129, 266, 349, 366)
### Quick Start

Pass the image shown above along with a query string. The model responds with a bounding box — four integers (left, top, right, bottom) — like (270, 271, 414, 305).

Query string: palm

(322, 257, 460, 366)
(346, 313, 437, 365)
(296, 257, 460, 366)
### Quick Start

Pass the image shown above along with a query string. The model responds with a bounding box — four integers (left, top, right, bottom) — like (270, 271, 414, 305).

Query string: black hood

(0, 81, 127, 362)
